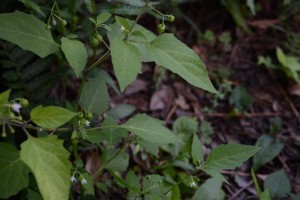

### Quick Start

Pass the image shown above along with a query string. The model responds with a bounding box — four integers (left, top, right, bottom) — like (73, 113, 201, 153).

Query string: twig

(228, 181, 253, 200)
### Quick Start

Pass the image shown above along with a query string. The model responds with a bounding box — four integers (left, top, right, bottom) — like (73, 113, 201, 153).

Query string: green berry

(45, 24, 51, 30)
(90, 37, 99, 48)
(167, 15, 175, 22)
(20, 98, 29, 108)
(1, 132, 7, 138)
(84, 112, 93, 120)
(62, 19, 67, 26)
(157, 23, 165, 34)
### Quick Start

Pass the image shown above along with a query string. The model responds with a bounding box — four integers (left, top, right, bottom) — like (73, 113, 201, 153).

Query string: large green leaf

(61, 37, 88, 77)
(79, 74, 109, 115)
(253, 134, 284, 171)
(0, 11, 58, 58)
(30, 105, 77, 128)
(121, 114, 182, 144)
(20, 135, 71, 200)
(0, 143, 29, 198)
(144, 34, 216, 93)
(264, 169, 291, 198)
(192, 177, 225, 200)
(102, 149, 129, 171)
(202, 143, 259, 173)
(110, 36, 142, 91)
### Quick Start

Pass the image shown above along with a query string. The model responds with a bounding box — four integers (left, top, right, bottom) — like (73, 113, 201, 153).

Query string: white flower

(11, 103, 21, 113)
(85, 120, 90, 127)
(52, 18, 57, 26)
(81, 178, 87, 185)
(70, 175, 77, 183)
(120, 26, 126, 32)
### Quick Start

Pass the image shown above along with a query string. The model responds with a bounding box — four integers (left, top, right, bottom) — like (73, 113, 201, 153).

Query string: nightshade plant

(0, 1, 260, 199)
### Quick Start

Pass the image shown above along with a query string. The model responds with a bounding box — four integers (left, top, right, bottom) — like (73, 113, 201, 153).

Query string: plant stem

(54, 0, 67, 36)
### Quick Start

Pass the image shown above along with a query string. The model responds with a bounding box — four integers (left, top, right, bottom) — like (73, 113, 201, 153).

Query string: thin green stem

(54, 0, 67, 36)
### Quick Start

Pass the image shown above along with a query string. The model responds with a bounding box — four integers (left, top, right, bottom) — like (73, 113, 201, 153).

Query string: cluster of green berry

(157, 14, 175, 34)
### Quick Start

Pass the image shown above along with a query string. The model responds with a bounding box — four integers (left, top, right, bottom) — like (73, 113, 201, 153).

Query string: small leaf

(0, 143, 29, 198)
(121, 114, 183, 144)
(30, 105, 77, 128)
(96, 12, 112, 25)
(144, 34, 216, 93)
(261, 189, 272, 200)
(264, 169, 291, 198)
(110, 36, 142, 91)
(0, 11, 58, 57)
(0, 90, 11, 118)
(191, 133, 204, 165)
(81, 172, 94, 195)
(229, 85, 253, 110)
(276, 47, 287, 67)
(253, 134, 284, 171)
(61, 37, 88, 77)
(20, 135, 71, 200)
(115, 15, 131, 30)
(173, 116, 198, 134)
(79, 74, 109, 115)
(203, 143, 260, 173)
(192, 177, 225, 200)
(19, 0, 45, 17)
(126, 170, 141, 192)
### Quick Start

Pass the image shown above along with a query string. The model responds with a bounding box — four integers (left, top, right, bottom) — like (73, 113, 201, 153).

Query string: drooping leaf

(110, 36, 142, 91)
(202, 143, 260, 173)
(79, 74, 109, 115)
(121, 114, 182, 144)
(253, 134, 284, 171)
(0, 11, 58, 57)
(20, 135, 71, 200)
(264, 169, 291, 198)
(61, 37, 88, 77)
(191, 133, 204, 165)
(0, 143, 29, 198)
(192, 177, 225, 200)
(144, 33, 216, 93)
(30, 105, 77, 128)
(81, 172, 95, 195)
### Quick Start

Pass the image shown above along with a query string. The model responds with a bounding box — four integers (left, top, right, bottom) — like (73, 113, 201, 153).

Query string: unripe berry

(96, 34, 103, 43)
(77, 112, 84, 119)
(62, 19, 67, 26)
(90, 37, 99, 48)
(167, 15, 175, 22)
(45, 24, 51, 30)
(157, 23, 165, 34)
(84, 112, 93, 120)
(20, 98, 29, 108)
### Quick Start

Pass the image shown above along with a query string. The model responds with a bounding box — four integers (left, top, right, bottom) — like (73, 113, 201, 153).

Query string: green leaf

(0, 11, 58, 57)
(276, 47, 287, 67)
(110, 170, 140, 193)
(121, 114, 183, 144)
(30, 105, 77, 128)
(291, 193, 300, 200)
(107, 104, 136, 119)
(102, 149, 129, 171)
(61, 37, 88, 77)
(0, 143, 29, 198)
(20, 135, 71, 200)
(191, 133, 204, 165)
(28, 189, 43, 200)
(126, 170, 141, 192)
(202, 143, 260, 173)
(192, 177, 225, 200)
(86, 117, 127, 145)
(81, 172, 95, 195)
(264, 169, 291, 198)
(173, 116, 198, 134)
(144, 34, 216, 93)
(110, 36, 142, 91)
(253, 134, 284, 171)
(19, 0, 45, 17)
(229, 85, 253, 110)
(246, 0, 256, 15)
(115, 15, 131, 30)
(96, 12, 112, 25)
(261, 189, 272, 200)
(136, 138, 159, 158)
(79, 74, 109, 115)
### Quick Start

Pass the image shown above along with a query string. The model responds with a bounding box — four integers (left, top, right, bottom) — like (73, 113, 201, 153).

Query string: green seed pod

(77, 112, 84, 119)
(45, 24, 51, 30)
(157, 23, 165, 34)
(95, 34, 103, 43)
